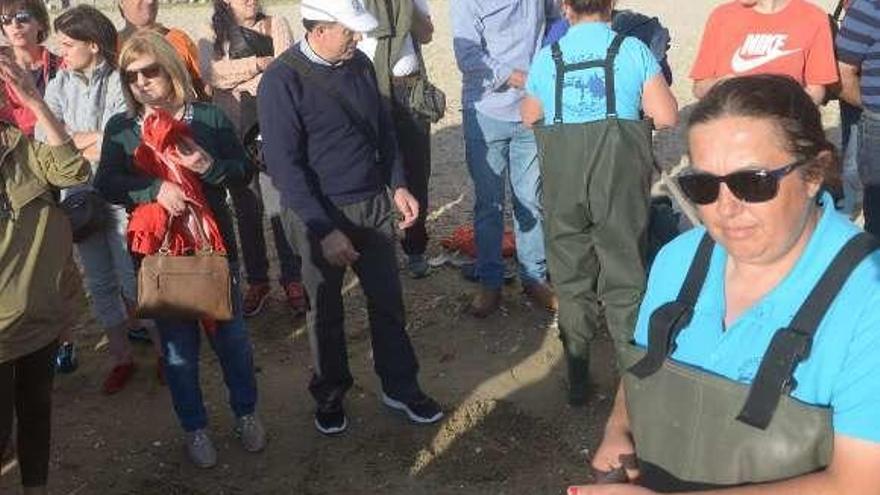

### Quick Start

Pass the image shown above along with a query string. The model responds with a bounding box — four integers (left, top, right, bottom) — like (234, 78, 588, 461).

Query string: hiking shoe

(185, 429, 217, 468)
(407, 254, 430, 279)
(381, 392, 444, 424)
(127, 326, 152, 344)
(235, 414, 267, 453)
(54, 342, 78, 374)
(524, 282, 559, 313)
(467, 287, 501, 318)
(102, 362, 136, 395)
(242, 283, 271, 317)
(283, 281, 308, 315)
(314, 402, 347, 436)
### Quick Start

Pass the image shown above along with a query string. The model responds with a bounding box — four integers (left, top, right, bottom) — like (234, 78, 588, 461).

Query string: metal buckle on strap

(736, 327, 813, 430)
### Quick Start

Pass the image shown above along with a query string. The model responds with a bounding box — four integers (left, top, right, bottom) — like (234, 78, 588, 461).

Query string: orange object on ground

(441, 225, 517, 258)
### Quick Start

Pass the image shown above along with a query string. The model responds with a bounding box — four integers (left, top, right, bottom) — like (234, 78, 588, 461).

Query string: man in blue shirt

(452, 0, 558, 317)
(838, 0, 880, 235)
(258, 0, 442, 436)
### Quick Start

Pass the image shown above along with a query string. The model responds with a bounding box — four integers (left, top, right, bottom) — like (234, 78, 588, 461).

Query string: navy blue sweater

(257, 43, 405, 238)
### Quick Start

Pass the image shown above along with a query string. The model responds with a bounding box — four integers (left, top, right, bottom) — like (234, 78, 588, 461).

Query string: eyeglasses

(677, 159, 809, 205)
(122, 63, 163, 84)
(0, 11, 32, 26)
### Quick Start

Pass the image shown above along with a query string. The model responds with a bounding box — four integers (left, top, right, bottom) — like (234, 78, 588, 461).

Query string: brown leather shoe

(467, 287, 501, 318)
(524, 282, 558, 313)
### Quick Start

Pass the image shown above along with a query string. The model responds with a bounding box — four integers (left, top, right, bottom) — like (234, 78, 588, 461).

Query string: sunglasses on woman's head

(122, 63, 163, 84)
(0, 11, 31, 26)
(677, 158, 809, 205)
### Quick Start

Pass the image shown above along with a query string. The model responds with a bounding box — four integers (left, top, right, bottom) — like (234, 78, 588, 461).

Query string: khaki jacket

(0, 123, 89, 363)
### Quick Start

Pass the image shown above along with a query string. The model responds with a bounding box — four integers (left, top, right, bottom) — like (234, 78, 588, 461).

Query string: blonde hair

(118, 31, 194, 116)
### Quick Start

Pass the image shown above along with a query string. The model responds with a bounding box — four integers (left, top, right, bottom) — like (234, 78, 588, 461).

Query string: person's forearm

(805, 84, 826, 105)
(693, 78, 723, 100)
(689, 471, 848, 495)
(839, 73, 863, 108)
(210, 56, 261, 90)
(72, 131, 100, 151)
(31, 101, 71, 146)
(606, 383, 631, 434)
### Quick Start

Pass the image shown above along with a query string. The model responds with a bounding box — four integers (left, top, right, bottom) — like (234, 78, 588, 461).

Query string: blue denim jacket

(451, 0, 557, 122)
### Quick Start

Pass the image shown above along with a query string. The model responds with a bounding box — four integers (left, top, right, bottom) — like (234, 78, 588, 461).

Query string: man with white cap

(258, 0, 443, 436)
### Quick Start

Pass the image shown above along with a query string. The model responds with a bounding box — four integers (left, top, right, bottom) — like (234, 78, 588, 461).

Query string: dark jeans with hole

(0, 340, 57, 487)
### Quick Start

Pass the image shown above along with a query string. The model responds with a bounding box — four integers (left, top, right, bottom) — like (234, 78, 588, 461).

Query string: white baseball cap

(301, 0, 379, 33)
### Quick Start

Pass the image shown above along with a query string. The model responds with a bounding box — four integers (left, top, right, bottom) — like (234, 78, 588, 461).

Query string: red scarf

(127, 109, 226, 257)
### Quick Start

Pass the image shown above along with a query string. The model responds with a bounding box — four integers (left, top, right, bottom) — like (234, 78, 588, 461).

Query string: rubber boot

(566, 354, 591, 407)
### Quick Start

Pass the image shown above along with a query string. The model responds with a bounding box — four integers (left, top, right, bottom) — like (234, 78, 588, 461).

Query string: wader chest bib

(621, 232, 879, 492)
(533, 33, 655, 401)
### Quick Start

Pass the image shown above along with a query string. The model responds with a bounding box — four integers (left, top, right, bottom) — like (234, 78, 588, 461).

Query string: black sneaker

(381, 392, 444, 424)
(314, 402, 347, 436)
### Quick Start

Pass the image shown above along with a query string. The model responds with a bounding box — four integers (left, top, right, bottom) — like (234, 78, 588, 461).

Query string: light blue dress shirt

(451, 0, 558, 122)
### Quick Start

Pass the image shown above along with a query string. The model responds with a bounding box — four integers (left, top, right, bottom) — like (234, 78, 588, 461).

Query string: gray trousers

(281, 193, 421, 405)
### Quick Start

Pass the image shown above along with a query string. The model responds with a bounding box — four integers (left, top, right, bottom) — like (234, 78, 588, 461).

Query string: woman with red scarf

(94, 31, 264, 469)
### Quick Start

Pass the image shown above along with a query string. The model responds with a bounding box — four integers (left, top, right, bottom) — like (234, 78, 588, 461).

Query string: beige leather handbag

(136, 210, 233, 321)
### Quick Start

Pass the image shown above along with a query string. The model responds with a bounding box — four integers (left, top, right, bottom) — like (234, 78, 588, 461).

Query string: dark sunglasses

(122, 63, 163, 84)
(0, 11, 32, 26)
(677, 158, 809, 205)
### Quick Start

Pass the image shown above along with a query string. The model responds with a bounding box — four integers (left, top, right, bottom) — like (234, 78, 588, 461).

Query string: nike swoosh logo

(730, 48, 802, 73)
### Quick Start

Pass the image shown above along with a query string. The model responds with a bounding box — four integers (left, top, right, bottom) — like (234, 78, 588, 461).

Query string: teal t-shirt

(633, 194, 880, 443)
(526, 22, 660, 123)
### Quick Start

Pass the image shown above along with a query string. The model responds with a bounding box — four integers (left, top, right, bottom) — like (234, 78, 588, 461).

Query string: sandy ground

(1, 1, 845, 493)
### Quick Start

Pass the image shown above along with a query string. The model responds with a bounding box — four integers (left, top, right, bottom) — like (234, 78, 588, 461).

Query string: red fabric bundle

(440, 225, 517, 258)
(127, 109, 226, 257)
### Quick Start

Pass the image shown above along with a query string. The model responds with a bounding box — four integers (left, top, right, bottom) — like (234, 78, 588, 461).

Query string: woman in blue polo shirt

(521, 0, 677, 406)
(570, 75, 880, 494)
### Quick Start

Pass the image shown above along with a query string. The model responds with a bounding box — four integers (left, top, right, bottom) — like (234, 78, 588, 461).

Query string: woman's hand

(0, 54, 43, 110)
(256, 56, 273, 72)
(175, 137, 214, 175)
(0, 54, 71, 145)
(157, 181, 190, 217)
(592, 427, 640, 482)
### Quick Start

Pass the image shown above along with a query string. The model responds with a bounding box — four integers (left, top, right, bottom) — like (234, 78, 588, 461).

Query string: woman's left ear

(807, 150, 834, 199)
(89, 42, 100, 56)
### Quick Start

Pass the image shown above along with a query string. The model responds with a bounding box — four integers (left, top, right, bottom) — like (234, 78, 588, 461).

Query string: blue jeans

(155, 268, 257, 432)
(463, 108, 547, 289)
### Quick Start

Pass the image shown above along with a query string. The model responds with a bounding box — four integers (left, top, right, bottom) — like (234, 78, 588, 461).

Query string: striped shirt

(837, 0, 880, 112)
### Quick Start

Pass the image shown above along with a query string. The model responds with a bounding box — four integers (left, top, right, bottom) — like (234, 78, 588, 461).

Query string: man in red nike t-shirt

(691, 0, 838, 103)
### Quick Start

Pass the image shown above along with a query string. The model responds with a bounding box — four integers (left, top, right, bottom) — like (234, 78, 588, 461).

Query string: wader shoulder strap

(629, 233, 715, 378)
(737, 233, 880, 429)
(550, 33, 627, 124)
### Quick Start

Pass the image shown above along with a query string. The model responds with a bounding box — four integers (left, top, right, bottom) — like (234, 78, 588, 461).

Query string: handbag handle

(158, 204, 214, 255)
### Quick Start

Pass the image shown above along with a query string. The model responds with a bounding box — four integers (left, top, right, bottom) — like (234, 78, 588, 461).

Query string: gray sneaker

(235, 414, 267, 453)
(185, 429, 217, 468)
